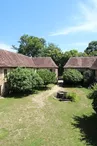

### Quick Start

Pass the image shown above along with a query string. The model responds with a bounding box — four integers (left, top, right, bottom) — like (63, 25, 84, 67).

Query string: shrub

(83, 70, 94, 86)
(63, 69, 83, 85)
(7, 68, 43, 94)
(92, 97, 97, 113)
(88, 84, 97, 113)
(37, 69, 57, 86)
(50, 72, 57, 84)
(88, 83, 97, 99)
(31, 72, 44, 89)
(66, 92, 79, 102)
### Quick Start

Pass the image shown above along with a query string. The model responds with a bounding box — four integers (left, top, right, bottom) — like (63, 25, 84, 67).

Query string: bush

(37, 69, 57, 86)
(50, 72, 57, 84)
(66, 92, 79, 102)
(88, 84, 97, 113)
(7, 68, 43, 94)
(83, 70, 94, 86)
(63, 69, 83, 85)
(31, 72, 44, 89)
(92, 97, 97, 113)
(88, 83, 97, 99)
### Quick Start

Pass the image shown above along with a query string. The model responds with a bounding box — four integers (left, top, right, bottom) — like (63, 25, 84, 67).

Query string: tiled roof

(32, 57, 58, 68)
(64, 57, 97, 69)
(0, 49, 36, 68)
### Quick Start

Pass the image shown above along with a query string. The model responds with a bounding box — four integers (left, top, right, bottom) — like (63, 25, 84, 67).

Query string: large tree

(42, 43, 62, 64)
(63, 50, 79, 62)
(85, 41, 97, 55)
(42, 43, 64, 75)
(13, 34, 46, 57)
(63, 49, 88, 63)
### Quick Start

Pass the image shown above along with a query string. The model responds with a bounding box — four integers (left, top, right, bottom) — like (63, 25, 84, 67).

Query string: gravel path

(32, 80, 64, 108)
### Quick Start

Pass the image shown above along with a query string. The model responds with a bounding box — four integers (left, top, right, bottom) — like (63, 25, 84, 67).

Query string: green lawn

(0, 87, 96, 146)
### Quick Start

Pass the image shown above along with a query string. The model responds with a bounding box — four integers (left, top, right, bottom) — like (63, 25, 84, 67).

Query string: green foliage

(66, 92, 79, 102)
(88, 84, 97, 113)
(88, 84, 97, 99)
(63, 50, 79, 62)
(7, 68, 43, 94)
(85, 41, 97, 55)
(50, 71, 57, 84)
(37, 69, 57, 86)
(63, 69, 83, 85)
(92, 97, 97, 113)
(31, 72, 44, 88)
(42, 43, 63, 76)
(83, 70, 94, 86)
(13, 34, 46, 57)
(13, 34, 90, 76)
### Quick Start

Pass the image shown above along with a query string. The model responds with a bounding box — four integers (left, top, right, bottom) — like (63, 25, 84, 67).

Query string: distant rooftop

(0, 49, 35, 68)
(0, 49, 58, 69)
(64, 57, 97, 69)
(32, 57, 58, 68)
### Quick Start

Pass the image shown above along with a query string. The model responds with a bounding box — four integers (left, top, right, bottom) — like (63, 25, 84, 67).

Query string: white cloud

(0, 43, 16, 52)
(50, 0, 97, 36)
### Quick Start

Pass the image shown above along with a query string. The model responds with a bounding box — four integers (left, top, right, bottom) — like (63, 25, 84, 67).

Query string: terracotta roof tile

(0, 49, 36, 68)
(32, 57, 58, 68)
(64, 57, 97, 69)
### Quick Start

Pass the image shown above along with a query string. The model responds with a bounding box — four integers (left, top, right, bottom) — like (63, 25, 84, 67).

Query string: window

(50, 69, 52, 72)
(4, 69, 7, 77)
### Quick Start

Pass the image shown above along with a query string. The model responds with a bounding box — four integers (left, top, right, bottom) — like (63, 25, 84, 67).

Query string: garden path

(32, 80, 64, 108)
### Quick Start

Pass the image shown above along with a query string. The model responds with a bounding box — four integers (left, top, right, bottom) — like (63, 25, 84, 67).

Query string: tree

(42, 43, 63, 75)
(85, 41, 97, 55)
(63, 50, 88, 67)
(63, 50, 79, 62)
(13, 34, 46, 57)
(42, 43, 62, 64)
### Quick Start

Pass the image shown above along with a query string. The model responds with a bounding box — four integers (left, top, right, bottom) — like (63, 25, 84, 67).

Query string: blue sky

(0, 0, 97, 52)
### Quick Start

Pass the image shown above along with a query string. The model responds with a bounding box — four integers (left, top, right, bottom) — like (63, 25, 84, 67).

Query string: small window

(4, 69, 7, 77)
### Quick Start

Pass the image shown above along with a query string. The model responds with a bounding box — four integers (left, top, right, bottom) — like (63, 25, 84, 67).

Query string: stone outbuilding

(64, 57, 97, 80)
(32, 57, 58, 77)
(0, 49, 58, 96)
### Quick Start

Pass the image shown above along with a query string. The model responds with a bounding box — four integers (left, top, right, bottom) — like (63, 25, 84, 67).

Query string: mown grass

(0, 87, 95, 146)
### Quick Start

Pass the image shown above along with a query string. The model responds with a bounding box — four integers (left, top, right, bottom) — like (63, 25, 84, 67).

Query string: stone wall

(0, 68, 11, 96)
(52, 68, 58, 77)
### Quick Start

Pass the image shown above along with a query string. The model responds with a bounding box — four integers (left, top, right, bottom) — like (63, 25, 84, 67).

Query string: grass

(0, 87, 95, 146)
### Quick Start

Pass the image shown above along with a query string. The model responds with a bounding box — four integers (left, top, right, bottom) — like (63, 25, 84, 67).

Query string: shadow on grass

(72, 113, 97, 146)
(5, 86, 51, 98)
(5, 92, 32, 98)
(36, 86, 51, 91)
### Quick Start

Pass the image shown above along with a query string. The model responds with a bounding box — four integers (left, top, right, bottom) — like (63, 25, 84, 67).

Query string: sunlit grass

(0, 87, 94, 146)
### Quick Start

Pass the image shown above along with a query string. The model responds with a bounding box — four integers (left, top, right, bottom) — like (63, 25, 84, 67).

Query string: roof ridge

(0, 49, 32, 59)
(0, 49, 36, 67)
(71, 56, 97, 58)
(64, 56, 97, 69)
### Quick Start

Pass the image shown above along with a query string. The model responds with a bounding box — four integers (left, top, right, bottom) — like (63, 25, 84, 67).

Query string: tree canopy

(85, 41, 97, 55)
(13, 34, 46, 57)
(12, 34, 97, 75)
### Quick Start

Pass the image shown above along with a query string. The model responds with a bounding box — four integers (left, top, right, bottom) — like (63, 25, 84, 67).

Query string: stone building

(0, 49, 58, 96)
(32, 57, 58, 77)
(64, 57, 97, 80)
